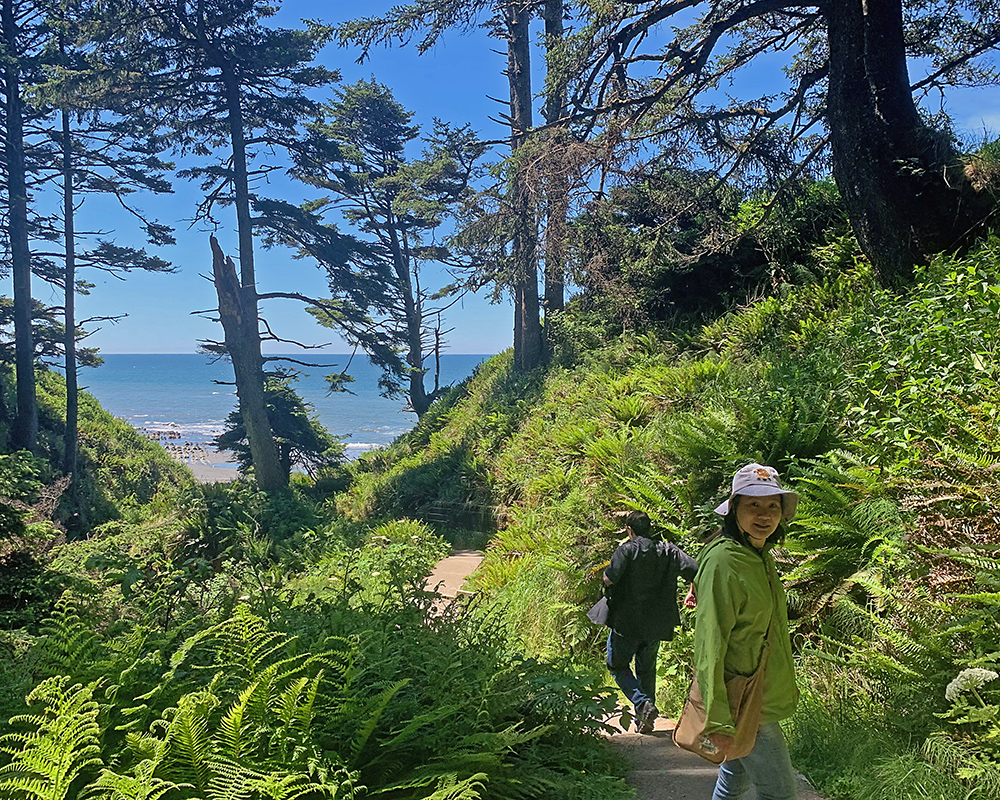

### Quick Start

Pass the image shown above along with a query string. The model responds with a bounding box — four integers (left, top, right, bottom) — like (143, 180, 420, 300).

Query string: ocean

(80, 353, 490, 463)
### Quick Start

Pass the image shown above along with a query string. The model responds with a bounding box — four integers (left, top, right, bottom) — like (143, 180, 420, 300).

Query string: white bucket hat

(714, 462, 799, 520)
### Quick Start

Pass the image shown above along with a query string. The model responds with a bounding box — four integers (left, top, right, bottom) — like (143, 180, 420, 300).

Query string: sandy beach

(140, 428, 239, 483)
(186, 458, 240, 483)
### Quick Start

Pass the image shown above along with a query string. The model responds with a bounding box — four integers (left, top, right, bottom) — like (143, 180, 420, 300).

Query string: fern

(206, 759, 339, 800)
(606, 463, 684, 535)
(922, 732, 1000, 800)
(33, 595, 111, 683)
(0, 677, 103, 800)
(84, 762, 189, 800)
(216, 676, 265, 762)
(160, 690, 217, 793)
(348, 679, 411, 766)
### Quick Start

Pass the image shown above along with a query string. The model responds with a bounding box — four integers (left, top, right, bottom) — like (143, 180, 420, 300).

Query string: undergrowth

(337, 237, 1000, 799)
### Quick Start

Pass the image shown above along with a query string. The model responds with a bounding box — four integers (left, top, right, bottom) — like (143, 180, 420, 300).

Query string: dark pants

(606, 630, 659, 709)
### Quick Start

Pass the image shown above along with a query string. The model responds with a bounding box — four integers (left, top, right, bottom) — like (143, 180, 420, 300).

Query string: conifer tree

(100, 0, 339, 490)
(32, 1, 175, 484)
(339, 0, 546, 371)
(541, 0, 568, 318)
(0, 0, 50, 451)
(569, 0, 1000, 288)
(290, 79, 485, 416)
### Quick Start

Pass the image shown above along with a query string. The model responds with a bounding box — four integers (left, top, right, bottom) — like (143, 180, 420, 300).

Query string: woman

(693, 463, 800, 800)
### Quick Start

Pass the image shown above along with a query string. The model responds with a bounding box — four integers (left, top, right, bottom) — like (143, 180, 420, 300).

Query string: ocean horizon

(79, 353, 491, 466)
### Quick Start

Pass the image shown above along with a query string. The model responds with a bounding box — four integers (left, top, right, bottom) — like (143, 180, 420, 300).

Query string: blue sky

(9, 2, 1000, 355)
(38, 2, 517, 356)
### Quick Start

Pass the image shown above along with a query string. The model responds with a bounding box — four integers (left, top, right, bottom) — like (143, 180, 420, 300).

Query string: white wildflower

(945, 668, 999, 702)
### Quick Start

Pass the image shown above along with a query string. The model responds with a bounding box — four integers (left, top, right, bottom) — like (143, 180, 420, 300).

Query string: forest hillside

(2, 1, 1000, 798)
(3, 234, 1000, 800)
(340, 236, 1000, 800)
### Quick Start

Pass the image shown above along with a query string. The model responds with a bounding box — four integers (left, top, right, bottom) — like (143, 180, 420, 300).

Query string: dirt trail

(423, 550, 484, 612)
(424, 553, 825, 799)
(608, 718, 825, 800)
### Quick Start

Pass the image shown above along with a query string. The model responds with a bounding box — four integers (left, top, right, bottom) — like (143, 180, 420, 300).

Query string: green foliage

(333, 235, 1000, 799)
(215, 374, 344, 483)
(0, 676, 103, 799)
(33, 370, 193, 527)
(11, 196, 1000, 800)
(845, 238, 1000, 464)
(570, 170, 852, 328)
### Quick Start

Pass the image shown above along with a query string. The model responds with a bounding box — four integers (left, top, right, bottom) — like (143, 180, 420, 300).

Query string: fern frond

(922, 731, 1000, 799)
(161, 691, 218, 792)
(0, 677, 103, 800)
(216, 678, 262, 762)
(34, 595, 110, 682)
(83, 765, 189, 800)
(206, 759, 337, 800)
(349, 679, 411, 766)
(365, 771, 488, 800)
(274, 673, 321, 747)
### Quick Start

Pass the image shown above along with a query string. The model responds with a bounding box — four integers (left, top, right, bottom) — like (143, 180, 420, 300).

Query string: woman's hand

(707, 732, 733, 759)
(683, 583, 697, 608)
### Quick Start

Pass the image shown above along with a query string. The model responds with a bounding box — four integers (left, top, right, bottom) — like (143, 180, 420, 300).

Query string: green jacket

(692, 536, 799, 735)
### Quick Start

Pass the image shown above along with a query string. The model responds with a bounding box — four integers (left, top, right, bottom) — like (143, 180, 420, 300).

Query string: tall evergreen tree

(568, 0, 1000, 288)
(0, 0, 50, 451)
(540, 0, 569, 319)
(32, 1, 175, 484)
(100, 0, 338, 490)
(292, 79, 485, 416)
(339, 0, 546, 371)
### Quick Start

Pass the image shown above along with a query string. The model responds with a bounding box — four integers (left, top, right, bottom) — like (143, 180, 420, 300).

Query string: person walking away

(603, 510, 698, 733)
(694, 463, 800, 799)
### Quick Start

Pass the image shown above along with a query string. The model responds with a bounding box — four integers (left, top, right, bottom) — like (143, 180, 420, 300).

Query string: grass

(330, 238, 1000, 800)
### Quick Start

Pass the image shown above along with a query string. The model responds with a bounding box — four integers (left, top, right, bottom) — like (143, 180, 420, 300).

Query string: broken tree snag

(209, 236, 285, 491)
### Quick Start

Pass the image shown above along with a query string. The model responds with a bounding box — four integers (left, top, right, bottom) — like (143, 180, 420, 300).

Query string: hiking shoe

(635, 700, 658, 734)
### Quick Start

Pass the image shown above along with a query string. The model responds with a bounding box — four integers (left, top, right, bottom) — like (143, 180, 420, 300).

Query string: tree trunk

(61, 109, 78, 479)
(506, 0, 542, 371)
(3, 0, 37, 452)
(387, 221, 431, 416)
(220, 69, 284, 491)
(542, 0, 567, 320)
(826, 0, 991, 288)
(210, 237, 284, 491)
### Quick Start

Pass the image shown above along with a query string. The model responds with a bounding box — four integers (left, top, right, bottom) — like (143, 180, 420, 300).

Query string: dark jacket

(605, 536, 698, 641)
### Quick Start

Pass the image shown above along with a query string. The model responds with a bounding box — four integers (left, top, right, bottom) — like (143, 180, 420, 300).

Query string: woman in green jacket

(693, 463, 800, 800)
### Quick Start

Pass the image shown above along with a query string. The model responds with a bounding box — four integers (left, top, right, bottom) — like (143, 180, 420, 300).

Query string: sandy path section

(608, 718, 825, 800)
(423, 550, 484, 607)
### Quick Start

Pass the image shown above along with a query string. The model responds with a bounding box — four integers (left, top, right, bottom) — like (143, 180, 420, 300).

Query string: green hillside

(341, 238, 1000, 800)
(2, 239, 1000, 799)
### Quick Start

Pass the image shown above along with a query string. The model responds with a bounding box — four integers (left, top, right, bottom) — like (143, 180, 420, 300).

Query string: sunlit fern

(366, 771, 488, 800)
(0, 677, 103, 800)
(604, 462, 687, 540)
(523, 466, 578, 504)
(84, 763, 188, 800)
(605, 394, 652, 427)
(109, 613, 355, 799)
(33, 594, 111, 683)
(786, 453, 907, 613)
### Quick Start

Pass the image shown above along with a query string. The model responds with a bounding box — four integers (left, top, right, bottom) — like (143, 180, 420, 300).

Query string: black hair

(623, 510, 651, 538)
(719, 494, 786, 548)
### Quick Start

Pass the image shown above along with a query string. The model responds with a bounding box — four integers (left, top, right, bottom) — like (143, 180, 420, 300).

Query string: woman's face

(735, 494, 783, 549)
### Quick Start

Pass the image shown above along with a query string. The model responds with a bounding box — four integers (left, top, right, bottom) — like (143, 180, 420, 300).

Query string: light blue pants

(712, 722, 797, 800)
